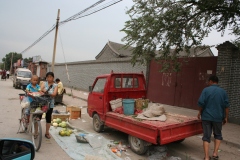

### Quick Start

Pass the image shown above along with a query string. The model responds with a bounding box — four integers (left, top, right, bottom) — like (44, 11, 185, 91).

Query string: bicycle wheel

(20, 109, 28, 132)
(31, 119, 42, 151)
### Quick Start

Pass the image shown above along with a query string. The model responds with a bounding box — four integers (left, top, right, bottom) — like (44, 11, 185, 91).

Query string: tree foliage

(121, 0, 240, 71)
(1, 52, 22, 70)
(1, 53, 33, 70)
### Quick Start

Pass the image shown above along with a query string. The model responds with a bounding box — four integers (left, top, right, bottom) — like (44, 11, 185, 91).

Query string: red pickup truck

(87, 71, 202, 154)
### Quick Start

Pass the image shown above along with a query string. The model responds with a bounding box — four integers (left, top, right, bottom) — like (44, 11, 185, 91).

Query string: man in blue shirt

(198, 75, 229, 160)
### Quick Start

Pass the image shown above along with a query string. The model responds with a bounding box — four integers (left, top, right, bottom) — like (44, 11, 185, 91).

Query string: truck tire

(93, 114, 104, 132)
(128, 135, 149, 155)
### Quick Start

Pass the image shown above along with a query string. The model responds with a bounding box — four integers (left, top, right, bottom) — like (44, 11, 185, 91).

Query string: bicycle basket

(30, 95, 51, 113)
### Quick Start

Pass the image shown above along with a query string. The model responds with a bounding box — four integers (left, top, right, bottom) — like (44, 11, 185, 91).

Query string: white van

(13, 68, 32, 89)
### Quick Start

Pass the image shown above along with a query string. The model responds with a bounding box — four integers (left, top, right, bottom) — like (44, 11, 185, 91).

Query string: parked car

(13, 68, 32, 89)
(0, 138, 35, 160)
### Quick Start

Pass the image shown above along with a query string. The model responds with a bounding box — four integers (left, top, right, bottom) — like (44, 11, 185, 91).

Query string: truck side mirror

(89, 86, 92, 92)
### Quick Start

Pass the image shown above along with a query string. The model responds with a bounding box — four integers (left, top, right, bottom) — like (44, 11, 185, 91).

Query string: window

(92, 78, 106, 93)
(123, 76, 133, 88)
(114, 75, 139, 88)
(115, 77, 121, 88)
(17, 71, 32, 78)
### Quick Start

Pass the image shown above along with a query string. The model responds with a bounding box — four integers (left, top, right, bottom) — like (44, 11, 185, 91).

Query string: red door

(177, 68, 195, 108)
(88, 78, 107, 117)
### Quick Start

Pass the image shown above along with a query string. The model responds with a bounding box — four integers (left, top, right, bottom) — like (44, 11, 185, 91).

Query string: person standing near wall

(197, 75, 230, 160)
(6, 70, 10, 79)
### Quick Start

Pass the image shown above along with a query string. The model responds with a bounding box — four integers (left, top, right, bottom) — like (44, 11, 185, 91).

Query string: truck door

(88, 78, 107, 117)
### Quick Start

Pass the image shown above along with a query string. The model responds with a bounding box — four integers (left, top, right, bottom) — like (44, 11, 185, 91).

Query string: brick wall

(50, 59, 146, 91)
(216, 41, 240, 124)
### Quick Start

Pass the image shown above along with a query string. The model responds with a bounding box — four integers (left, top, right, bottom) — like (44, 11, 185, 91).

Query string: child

(25, 75, 41, 115)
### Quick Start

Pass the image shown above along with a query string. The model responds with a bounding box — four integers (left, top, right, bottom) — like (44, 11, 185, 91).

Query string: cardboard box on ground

(67, 105, 81, 119)
(52, 106, 81, 121)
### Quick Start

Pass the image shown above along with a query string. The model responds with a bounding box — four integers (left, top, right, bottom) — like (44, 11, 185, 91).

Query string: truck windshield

(17, 71, 32, 78)
(92, 78, 106, 93)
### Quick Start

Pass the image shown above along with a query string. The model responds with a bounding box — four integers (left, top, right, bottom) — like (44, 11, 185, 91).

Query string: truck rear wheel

(128, 135, 149, 155)
(93, 114, 104, 132)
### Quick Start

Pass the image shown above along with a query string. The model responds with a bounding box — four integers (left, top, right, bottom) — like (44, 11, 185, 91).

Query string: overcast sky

(0, 0, 237, 63)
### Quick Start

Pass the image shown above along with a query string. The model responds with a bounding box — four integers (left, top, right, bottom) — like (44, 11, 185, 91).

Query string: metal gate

(147, 57, 217, 110)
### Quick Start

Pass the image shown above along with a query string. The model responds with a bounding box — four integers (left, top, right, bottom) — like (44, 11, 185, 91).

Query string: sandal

(203, 157, 211, 160)
(45, 134, 51, 139)
(212, 156, 219, 160)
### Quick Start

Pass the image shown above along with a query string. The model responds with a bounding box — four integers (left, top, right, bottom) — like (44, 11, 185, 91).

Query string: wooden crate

(70, 110, 81, 119)
(52, 114, 70, 121)
(67, 105, 81, 112)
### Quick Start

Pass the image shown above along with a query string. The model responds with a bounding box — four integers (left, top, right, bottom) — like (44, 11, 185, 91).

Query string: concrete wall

(51, 58, 147, 92)
(216, 41, 240, 124)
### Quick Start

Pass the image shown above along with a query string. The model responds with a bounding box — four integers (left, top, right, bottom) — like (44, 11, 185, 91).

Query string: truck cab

(88, 71, 146, 121)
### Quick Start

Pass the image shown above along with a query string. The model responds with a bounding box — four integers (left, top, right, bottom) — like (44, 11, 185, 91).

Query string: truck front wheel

(93, 114, 104, 132)
(128, 135, 149, 155)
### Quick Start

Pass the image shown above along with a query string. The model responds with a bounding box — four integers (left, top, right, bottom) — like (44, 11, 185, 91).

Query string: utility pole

(10, 52, 13, 74)
(51, 9, 60, 72)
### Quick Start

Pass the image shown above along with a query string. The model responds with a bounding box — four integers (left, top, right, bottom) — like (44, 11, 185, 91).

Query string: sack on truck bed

(110, 98, 122, 111)
(143, 103, 166, 118)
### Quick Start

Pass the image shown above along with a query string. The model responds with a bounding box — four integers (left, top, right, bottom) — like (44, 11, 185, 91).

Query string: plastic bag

(21, 97, 30, 108)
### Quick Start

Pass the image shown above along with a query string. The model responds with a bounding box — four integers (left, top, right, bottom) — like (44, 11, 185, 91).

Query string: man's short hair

(55, 78, 60, 82)
(208, 75, 219, 83)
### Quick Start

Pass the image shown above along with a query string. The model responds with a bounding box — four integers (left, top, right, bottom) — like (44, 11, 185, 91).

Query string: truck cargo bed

(105, 112, 202, 145)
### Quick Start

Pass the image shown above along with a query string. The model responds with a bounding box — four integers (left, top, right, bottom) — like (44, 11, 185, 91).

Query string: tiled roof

(95, 41, 214, 59)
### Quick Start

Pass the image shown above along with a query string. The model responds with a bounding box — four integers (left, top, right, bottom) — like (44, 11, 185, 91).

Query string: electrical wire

(20, 24, 56, 54)
(20, 0, 123, 54)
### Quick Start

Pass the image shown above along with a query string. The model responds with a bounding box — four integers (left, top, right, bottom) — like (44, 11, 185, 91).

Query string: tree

(121, 0, 240, 71)
(1, 52, 22, 70)
(23, 57, 33, 64)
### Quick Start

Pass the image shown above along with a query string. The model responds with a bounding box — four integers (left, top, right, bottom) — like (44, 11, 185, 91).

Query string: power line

(20, 24, 56, 54)
(20, 0, 123, 54)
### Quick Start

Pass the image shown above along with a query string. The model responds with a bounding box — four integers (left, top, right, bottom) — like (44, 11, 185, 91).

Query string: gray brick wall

(50, 59, 146, 92)
(216, 41, 240, 124)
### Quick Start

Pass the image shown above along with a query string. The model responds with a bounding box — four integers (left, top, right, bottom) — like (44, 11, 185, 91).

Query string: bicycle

(17, 92, 51, 151)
